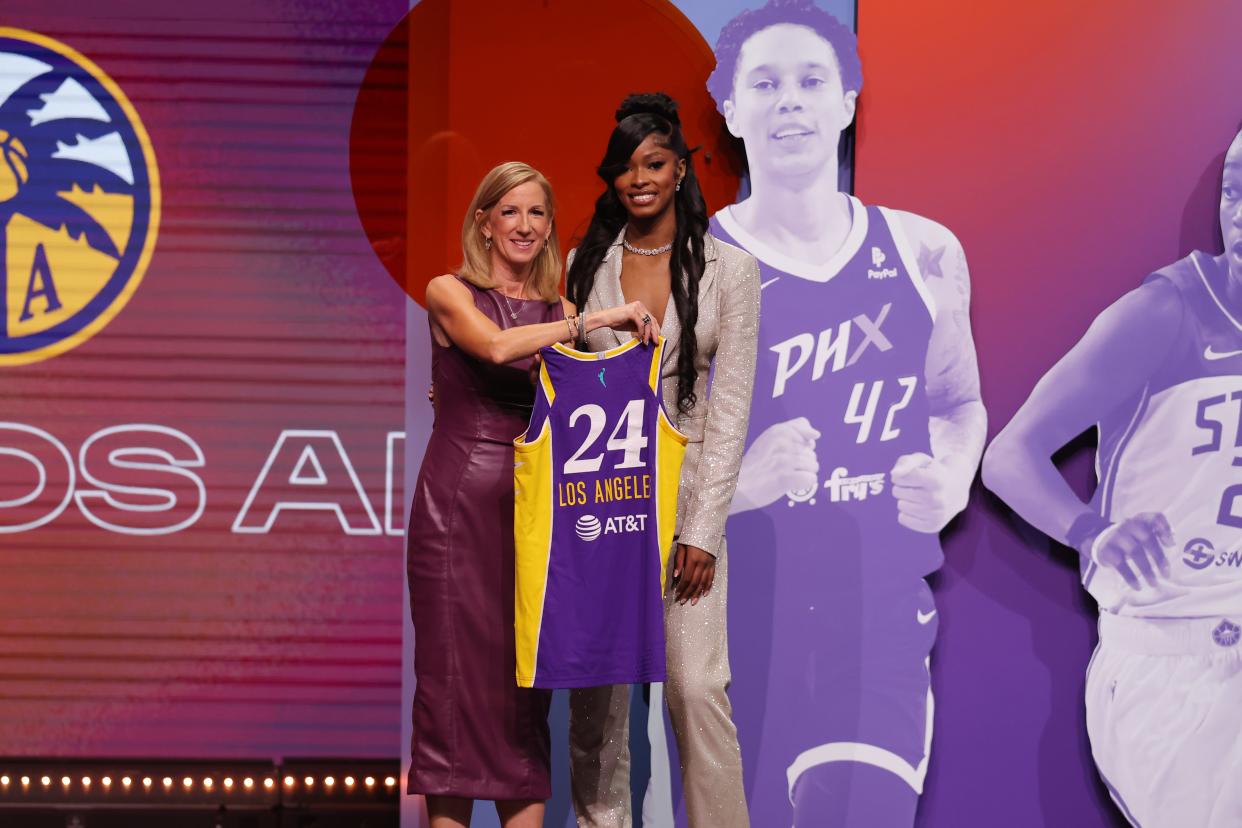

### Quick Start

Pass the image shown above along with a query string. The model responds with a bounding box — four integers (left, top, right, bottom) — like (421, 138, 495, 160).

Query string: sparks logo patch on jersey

(0, 29, 159, 365)
(1212, 619, 1240, 647)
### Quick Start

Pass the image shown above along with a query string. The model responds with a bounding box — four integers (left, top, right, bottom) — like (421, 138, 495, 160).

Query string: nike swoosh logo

(916, 609, 937, 625)
(1204, 346, 1242, 361)
(760, 277, 780, 290)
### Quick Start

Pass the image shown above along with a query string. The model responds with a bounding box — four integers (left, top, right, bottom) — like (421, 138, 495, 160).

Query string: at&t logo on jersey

(575, 514, 602, 542)
(867, 245, 897, 280)
(0, 29, 159, 365)
(573, 512, 648, 542)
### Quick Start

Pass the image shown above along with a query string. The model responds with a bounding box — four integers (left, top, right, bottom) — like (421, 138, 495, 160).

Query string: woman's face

(478, 180, 552, 271)
(612, 134, 686, 223)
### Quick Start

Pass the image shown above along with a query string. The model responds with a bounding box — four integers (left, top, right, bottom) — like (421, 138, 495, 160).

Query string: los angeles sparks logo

(0, 29, 159, 365)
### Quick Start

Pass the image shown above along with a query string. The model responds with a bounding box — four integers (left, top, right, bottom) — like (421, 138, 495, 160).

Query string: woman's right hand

(593, 300, 660, 344)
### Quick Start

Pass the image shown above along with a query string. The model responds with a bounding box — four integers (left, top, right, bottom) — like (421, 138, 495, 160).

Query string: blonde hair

(459, 161, 561, 304)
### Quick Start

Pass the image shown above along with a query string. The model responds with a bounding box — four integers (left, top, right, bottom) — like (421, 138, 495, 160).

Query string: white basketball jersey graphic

(1089, 252, 1242, 616)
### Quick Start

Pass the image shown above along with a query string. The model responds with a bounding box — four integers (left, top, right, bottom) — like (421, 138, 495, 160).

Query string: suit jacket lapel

(599, 236, 627, 348)
(601, 231, 721, 367)
(661, 234, 720, 370)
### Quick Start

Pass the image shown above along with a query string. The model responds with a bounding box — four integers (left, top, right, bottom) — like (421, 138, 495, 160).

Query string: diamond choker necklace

(622, 236, 673, 256)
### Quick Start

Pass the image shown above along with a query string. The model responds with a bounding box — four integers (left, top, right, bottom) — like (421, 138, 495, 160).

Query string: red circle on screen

(350, 0, 742, 308)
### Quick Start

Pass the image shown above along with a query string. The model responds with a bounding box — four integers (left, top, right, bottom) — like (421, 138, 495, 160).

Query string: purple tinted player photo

(707, 2, 987, 826)
(983, 127, 1242, 828)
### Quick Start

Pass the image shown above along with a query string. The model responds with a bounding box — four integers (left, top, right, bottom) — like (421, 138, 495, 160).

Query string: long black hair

(567, 92, 709, 416)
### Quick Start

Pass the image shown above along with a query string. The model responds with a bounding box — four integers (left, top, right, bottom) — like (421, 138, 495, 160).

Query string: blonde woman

(407, 161, 656, 828)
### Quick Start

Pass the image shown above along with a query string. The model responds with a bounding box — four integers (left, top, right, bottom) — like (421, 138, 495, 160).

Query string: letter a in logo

(0, 28, 160, 365)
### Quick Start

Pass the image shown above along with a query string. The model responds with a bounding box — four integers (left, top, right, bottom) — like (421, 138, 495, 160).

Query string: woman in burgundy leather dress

(407, 161, 658, 828)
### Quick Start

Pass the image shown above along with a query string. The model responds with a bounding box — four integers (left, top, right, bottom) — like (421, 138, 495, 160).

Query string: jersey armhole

(648, 337, 689, 444)
(514, 361, 555, 449)
(878, 206, 938, 323)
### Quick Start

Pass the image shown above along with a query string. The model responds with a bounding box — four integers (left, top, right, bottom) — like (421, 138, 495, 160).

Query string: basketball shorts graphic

(782, 576, 939, 799)
(1086, 613, 1242, 828)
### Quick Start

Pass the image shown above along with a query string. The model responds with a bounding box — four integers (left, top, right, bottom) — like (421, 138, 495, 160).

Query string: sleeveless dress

(406, 277, 562, 799)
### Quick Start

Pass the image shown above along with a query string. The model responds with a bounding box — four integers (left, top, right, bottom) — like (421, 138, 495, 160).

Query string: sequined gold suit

(568, 231, 759, 827)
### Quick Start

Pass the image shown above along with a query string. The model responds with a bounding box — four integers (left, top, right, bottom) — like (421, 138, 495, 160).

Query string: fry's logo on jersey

(768, 303, 893, 398)
(825, 466, 885, 502)
(867, 246, 897, 280)
(0, 29, 159, 365)
(573, 512, 648, 542)
(785, 466, 886, 507)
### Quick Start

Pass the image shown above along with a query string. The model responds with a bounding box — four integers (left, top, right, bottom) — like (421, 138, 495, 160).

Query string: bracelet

(576, 312, 589, 349)
(565, 314, 575, 341)
(1087, 524, 1121, 566)
(1065, 511, 1111, 559)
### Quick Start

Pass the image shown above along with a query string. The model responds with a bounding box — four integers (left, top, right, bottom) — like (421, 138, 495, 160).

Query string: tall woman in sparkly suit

(566, 94, 761, 828)
(407, 161, 657, 828)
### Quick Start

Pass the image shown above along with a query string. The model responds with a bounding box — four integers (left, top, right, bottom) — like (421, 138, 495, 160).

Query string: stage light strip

(0, 767, 398, 797)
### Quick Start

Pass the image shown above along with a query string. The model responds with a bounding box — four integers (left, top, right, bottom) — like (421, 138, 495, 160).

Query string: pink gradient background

(855, 1, 1242, 824)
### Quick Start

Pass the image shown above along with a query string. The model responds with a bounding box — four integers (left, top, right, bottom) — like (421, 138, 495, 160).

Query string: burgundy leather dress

(406, 277, 562, 799)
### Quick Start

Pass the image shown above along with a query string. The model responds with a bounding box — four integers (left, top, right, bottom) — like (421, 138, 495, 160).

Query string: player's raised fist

(890, 451, 969, 534)
(730, 417, 821, 514)
(1088, 512, 1174, 591)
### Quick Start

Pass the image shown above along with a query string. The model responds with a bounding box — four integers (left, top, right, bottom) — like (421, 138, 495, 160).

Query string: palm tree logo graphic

(0, 29, 159, 366)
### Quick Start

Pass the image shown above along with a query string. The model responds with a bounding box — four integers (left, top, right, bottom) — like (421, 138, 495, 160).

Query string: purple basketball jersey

(713, 198, 940, 820)
(513, 338, 686, 689)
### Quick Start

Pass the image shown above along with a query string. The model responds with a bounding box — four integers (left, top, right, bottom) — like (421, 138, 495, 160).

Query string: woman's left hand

(672, 544, 715, 605)
(528, 351, 543, 387)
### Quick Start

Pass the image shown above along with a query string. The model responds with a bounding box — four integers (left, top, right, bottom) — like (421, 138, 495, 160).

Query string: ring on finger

(641, 313, 651, 325)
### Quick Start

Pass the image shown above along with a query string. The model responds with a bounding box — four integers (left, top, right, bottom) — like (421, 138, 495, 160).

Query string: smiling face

(477, 180, 552, 273)
(612, 133, 685, 223)
(723, 23, 856, 183)
(1222, 131, 1242, 284)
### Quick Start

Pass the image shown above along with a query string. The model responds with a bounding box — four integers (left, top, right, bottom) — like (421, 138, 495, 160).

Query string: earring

(676, 180, 682, 192)
(484, 237, 492, 250)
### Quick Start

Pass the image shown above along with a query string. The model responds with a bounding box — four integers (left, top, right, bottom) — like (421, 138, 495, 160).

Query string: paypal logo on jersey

(768, 303, 893, 398)
(868, 246, 897, 280)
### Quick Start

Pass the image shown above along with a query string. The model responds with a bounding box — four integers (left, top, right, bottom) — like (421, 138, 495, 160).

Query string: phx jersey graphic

(513, 338, 686, 689)
(0, 29, 159, 365)
(715, 198, 941, 815)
